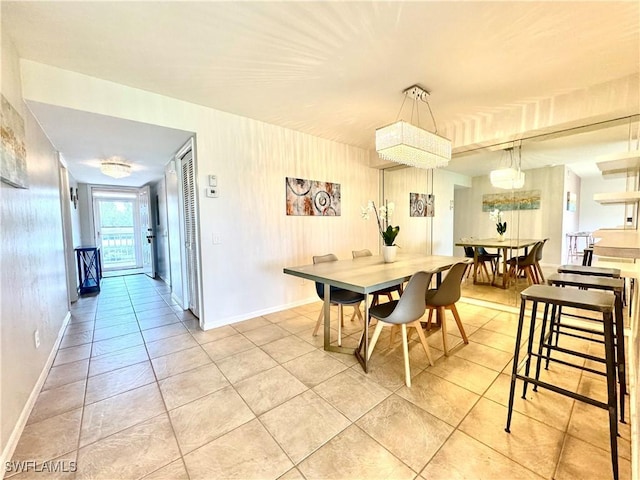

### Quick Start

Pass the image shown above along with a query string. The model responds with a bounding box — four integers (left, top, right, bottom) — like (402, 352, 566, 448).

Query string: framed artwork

(482, 190, 541, 211)
(1, 94, 28, 188)
(410, 193, 435, 217)
(285, 177, 341, 216)
(566, 192, 577, 212)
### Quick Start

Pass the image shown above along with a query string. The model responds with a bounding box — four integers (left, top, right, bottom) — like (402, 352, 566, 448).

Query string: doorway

(92, 187, 156, 277)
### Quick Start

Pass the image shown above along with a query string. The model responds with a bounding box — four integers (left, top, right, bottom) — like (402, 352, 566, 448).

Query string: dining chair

(425, 262, 471, 356)
(506, 241, 543, 286)
(463, 246, 498, 283)
(352, 249, 403, 305)
(533, 238, 549, 282)
(312, 254, 365, 346)
(367, 271, 435, 387)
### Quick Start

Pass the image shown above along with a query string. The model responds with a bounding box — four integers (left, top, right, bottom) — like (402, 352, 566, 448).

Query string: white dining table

(283, 253, 469, 372)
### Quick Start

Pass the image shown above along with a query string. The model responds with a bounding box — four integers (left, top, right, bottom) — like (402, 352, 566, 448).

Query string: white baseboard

(1, 311, 71, 478)
(201, 296, 318, 331)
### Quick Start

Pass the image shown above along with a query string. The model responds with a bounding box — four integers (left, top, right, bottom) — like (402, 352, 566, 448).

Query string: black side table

(75, 246, 102, 295)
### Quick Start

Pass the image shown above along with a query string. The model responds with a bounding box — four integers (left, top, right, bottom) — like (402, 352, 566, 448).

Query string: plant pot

(383, 245, 397, 263)
(497, 233, 506, 242)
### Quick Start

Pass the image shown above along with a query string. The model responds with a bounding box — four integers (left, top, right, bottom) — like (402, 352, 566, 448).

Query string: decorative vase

(497, 233, 506, 242)
(383, 245, 397, 263)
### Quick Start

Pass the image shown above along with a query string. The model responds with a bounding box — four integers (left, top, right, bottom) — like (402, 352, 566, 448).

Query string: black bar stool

(505, 285, 619, 480)
(558, 264, 621, 278)
(547, 273, 627, 422)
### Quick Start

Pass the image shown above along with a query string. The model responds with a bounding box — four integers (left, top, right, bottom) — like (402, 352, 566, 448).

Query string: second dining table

(283, 253, 469, 372)
(455, 238, 541, 288)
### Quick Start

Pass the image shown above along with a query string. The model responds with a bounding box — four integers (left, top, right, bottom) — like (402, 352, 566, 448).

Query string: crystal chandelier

(376, 85, 451, 169)
(100, 156, 131, 179)
(490, 147, 525, 189)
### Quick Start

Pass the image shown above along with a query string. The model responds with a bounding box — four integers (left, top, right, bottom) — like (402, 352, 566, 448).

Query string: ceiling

(2, 1, 639, 185)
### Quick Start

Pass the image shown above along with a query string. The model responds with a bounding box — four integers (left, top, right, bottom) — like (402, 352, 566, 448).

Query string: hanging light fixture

(100, 156, 132, 179)
(490, 146, 525, 189)
(376, 85, 451, 169)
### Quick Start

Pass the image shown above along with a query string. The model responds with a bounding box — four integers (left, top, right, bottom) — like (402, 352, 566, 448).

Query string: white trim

(0, 311, 71, 476)
(201, 297, 318, 330)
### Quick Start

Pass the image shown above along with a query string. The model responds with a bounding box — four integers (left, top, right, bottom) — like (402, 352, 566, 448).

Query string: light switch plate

(208, 175, 217, 187)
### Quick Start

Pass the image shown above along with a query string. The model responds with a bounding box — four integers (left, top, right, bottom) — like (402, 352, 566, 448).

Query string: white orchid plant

(361, 200, 400, 246)
(489, 208, 507, 235)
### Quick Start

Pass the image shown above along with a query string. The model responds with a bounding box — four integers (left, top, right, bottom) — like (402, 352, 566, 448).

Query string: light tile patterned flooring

(7, 274, 632, 479)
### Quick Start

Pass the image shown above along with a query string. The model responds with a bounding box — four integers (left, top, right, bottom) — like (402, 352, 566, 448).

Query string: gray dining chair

(425, 262, 471, 356)
(352, 249, 403, 305)
(367, 271, 435, 387)
(312, 254, 364, 346)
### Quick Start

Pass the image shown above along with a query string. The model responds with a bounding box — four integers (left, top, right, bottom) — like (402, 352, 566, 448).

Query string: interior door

(139, 186, 156, 278)
(180, 148, 200, 317)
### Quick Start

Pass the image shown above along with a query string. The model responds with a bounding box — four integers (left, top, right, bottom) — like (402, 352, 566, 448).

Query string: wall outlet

(212, 234, 221, 245)
(34, 329, 40, 349)
(206, 187, 219, 198)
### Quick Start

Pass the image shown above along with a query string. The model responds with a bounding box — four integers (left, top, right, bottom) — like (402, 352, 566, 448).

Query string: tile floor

(7, 273, 632, 479)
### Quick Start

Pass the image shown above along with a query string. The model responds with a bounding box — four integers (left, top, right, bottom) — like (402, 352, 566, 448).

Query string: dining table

(455, 238, 541, 289)
(283, 253, 469, 372)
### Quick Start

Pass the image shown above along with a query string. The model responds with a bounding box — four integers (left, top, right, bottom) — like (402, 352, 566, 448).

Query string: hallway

(6, 275, 632, 479)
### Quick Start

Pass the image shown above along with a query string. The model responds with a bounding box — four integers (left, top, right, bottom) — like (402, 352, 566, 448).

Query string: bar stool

(546, 273, 627, 422)
(505, 285, 619, 480)
(557, 264, 621, 278)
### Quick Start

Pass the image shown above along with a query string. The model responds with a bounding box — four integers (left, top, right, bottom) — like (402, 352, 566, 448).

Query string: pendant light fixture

(490, 145, 525, 189)
(376, 85, 451, 169)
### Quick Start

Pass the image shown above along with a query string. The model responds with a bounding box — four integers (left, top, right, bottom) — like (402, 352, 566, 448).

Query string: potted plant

(362, 200, 400, 262)
(489, 209, 507, 241)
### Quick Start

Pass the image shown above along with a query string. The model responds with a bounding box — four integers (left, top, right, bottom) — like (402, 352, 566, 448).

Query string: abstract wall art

(482, 190, 541, 212)
(1, 95, 28, 188)
(286, 177, 341, 216)
(410, 193, 435, 217)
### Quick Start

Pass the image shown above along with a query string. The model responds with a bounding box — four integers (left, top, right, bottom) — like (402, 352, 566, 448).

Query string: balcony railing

(101, 227, 136, 268)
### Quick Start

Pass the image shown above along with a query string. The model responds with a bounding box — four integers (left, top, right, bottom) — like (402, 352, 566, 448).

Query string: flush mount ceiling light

(490, 146, 525, 189)
(375, 85, 451, 169)
(100, 156, 131, 179)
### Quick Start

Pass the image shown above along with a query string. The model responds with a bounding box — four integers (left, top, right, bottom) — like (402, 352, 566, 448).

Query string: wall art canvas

(286, 177, 341, 216)
(1, 95, 28, 188)
(482, 190, 541, 211)
(566, 192, 577, 212)
(410, 193, 435, 217)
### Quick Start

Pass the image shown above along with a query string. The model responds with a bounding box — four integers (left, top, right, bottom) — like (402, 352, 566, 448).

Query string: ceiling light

(376, 85, 451, 169)
(490, 168, 525, 189)
(490, 147, 525, 189)
(100, 157, 131, 179)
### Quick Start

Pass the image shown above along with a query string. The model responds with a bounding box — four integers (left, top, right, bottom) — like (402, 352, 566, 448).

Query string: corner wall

(0, 33, 69, 463)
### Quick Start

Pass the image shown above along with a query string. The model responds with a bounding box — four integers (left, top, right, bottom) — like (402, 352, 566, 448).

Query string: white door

(180, 148, 200, 317)
(139, 186, 156, 278)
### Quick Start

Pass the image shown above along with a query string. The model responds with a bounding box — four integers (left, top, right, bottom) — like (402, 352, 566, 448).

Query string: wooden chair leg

(372, 294, 379, 307)
(411, 320, 434, 366)
(524, 266, 535, 285)
(535, 262, 544, 283)
(313, 308, 324, 336)
(353, 302, 364, 324)
(386, 293, 393, 302)
(367, 319, 385, 360)
(439, 306, 449, 355)
(401, 323, 411, 387)
(450, 303, 469, 344)
(426, 308, 434, 330)
(481, 262, 491, 282)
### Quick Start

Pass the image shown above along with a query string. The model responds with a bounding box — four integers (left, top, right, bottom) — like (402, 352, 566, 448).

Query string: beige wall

(19, 61, 381, 329)
(453, 165, 565, 264)
(1, 33, 69, 460)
